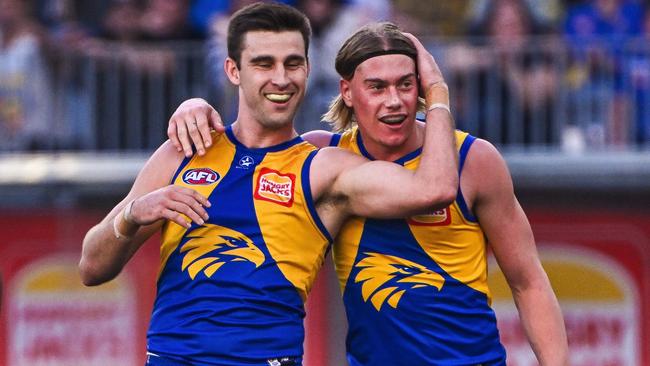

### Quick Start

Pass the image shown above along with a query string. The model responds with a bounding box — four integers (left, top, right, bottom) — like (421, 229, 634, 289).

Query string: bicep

(471, 146, 543, 289)
(332, 158, 431, 219)
(302, 130, 335, 148)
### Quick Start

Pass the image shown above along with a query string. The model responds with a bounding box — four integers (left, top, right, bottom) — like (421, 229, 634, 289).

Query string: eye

(255, 62, 273, 69)
(400, 80, 414, 90)
(391, 264, 419, 275)
(286, 61, 303, 70)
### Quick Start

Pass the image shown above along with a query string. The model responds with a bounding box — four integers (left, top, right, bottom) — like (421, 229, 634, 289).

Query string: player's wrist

(113, 200, 139, 240)
(425, 81, 450, 114)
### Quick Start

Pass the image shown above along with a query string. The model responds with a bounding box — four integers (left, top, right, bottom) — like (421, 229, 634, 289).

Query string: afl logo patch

(254, 167, 295, 207)
(182, 168, 220, 185)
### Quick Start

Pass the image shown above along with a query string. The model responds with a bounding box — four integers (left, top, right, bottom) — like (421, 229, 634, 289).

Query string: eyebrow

(285, 54, 307, 64)
(249, 55, 274, 64)
(364, 73, 416, 85)
(248, 54, 306, 65)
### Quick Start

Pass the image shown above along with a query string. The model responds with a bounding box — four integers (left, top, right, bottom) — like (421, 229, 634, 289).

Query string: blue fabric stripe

(356, 131, 421, 164)
(169, 155, 193, 185)
(394, 147, 422, 166)
(225, 125, 305, 152)
(456, 134, 478, 223)
(301, 150, 333, 243)
(329, 133, 342, 147)
(355, 131, 374, 160)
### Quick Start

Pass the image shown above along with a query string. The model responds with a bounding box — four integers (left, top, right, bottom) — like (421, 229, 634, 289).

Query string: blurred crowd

(1, 0, 650, 151)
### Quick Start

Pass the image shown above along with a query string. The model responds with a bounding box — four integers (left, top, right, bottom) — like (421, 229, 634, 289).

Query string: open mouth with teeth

(264, 93, 293, 103)
(378, 115, 407, 125)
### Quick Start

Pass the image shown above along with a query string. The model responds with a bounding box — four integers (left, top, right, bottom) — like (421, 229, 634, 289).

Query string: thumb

(210, 109, 225, 133)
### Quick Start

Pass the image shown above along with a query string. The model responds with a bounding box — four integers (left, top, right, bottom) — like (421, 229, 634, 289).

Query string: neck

(361, 120, 425, 162)
(231, 116, 298, 149)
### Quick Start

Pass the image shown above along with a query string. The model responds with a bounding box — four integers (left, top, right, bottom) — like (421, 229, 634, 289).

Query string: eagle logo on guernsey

(180, 224, 265, 280)
(354, 252, 445, 311)
(182, 168, 220, 185)
(254, 167, 296, 207)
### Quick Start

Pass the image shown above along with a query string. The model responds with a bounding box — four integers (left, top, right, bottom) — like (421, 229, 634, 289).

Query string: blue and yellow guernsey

(146, 126, 332, 366)
(332, 127, 507, 366)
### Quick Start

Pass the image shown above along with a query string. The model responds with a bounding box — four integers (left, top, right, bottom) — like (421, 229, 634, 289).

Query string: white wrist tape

(426, 103, 451, 114)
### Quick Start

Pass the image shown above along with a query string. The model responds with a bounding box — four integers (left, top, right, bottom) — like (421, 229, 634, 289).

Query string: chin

(380, 134, 409, 148)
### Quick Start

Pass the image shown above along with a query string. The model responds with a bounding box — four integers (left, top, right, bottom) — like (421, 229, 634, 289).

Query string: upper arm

(93, 141, 185, 251)
(464, 140, 544, 289)
(301, 130, 335, 148)
(312, 147, 453, 220)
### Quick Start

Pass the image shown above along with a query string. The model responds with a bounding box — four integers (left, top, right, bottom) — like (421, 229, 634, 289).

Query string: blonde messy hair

(322, 22, 426, 132)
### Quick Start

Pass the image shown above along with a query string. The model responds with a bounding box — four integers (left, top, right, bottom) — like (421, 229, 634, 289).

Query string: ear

(340, 79, 353, 107)
(224, 57, 240, 86)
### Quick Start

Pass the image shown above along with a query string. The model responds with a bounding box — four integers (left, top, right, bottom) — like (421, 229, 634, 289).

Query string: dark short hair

(227, 2, 312, 68)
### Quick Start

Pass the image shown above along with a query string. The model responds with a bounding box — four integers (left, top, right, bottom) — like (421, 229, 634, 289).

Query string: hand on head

(402, 33, 445, 93)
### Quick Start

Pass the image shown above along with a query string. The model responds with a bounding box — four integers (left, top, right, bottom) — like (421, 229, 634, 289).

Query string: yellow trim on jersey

(334, 127, 491, 298)
(254, 143, 329, 301)
(159, 134, 236, 279)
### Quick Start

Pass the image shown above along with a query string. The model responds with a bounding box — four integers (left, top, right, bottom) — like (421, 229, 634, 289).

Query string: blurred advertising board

(489, 210, 650, 366)
(0, 209, 648, 365)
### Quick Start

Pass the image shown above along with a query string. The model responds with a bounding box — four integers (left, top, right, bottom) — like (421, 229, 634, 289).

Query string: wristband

(424, 82, 449, 107)
(123, 199, 136, 224)
(426, 102, 451, 114)
(113, 200, 136, 240)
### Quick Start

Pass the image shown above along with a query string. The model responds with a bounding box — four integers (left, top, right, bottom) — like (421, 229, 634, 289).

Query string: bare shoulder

(309, 147, 366, 198)
(312, 146, 366, 170)
(134, 140, 186, 191)
(301, 130, 336, 148)
(462, 138, 513, 203)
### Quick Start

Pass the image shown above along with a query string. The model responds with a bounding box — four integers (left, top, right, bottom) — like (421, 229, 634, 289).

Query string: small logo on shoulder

(238, 155, 255, 169)
(408, 207, 451, 226)
(255, 167, 295, 207)
(182, 168, 220, 185)
(267, 357, 299, 366)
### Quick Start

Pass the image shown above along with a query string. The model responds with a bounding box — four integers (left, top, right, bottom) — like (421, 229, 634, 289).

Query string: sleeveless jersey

(332, 127, 507, 366)
(146, 126, 332, 365)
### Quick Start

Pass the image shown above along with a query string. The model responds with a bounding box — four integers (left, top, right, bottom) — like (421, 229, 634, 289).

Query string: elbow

(409, 187, 456, 215)
(423, 178, 458, 210)
(78, 258, 115, 287)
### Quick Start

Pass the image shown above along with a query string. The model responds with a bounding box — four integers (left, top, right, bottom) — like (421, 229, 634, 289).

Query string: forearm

(416, 83, 459, 199)
(79, 206, 144, 286)
(513, 282, 568, 366)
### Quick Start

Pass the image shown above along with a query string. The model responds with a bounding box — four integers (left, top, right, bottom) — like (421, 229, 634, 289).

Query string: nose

(384, 86, 402, 109)
(271, 65, 290, 89)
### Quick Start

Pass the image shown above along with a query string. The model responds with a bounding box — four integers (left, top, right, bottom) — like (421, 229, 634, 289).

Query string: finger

(162, 208, 192, 228)
(187, 117, 206, 156)
(188, 188, 212, 208)
(195, 113, 212, 152)
(210, 109, 225, 134)
(176, 121, 194, 158)
(172, 187, 211, 215)
(172, 192, 210, 221)
(167, 119, 182, 152)
(168, 200, 205, 225)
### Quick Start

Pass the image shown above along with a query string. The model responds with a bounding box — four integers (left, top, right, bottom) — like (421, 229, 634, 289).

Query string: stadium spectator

(447, 0, 560, 145)
(563, 0, 645, 147)
(295, 0, 392, 132)
(0, 0, 54, 151)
